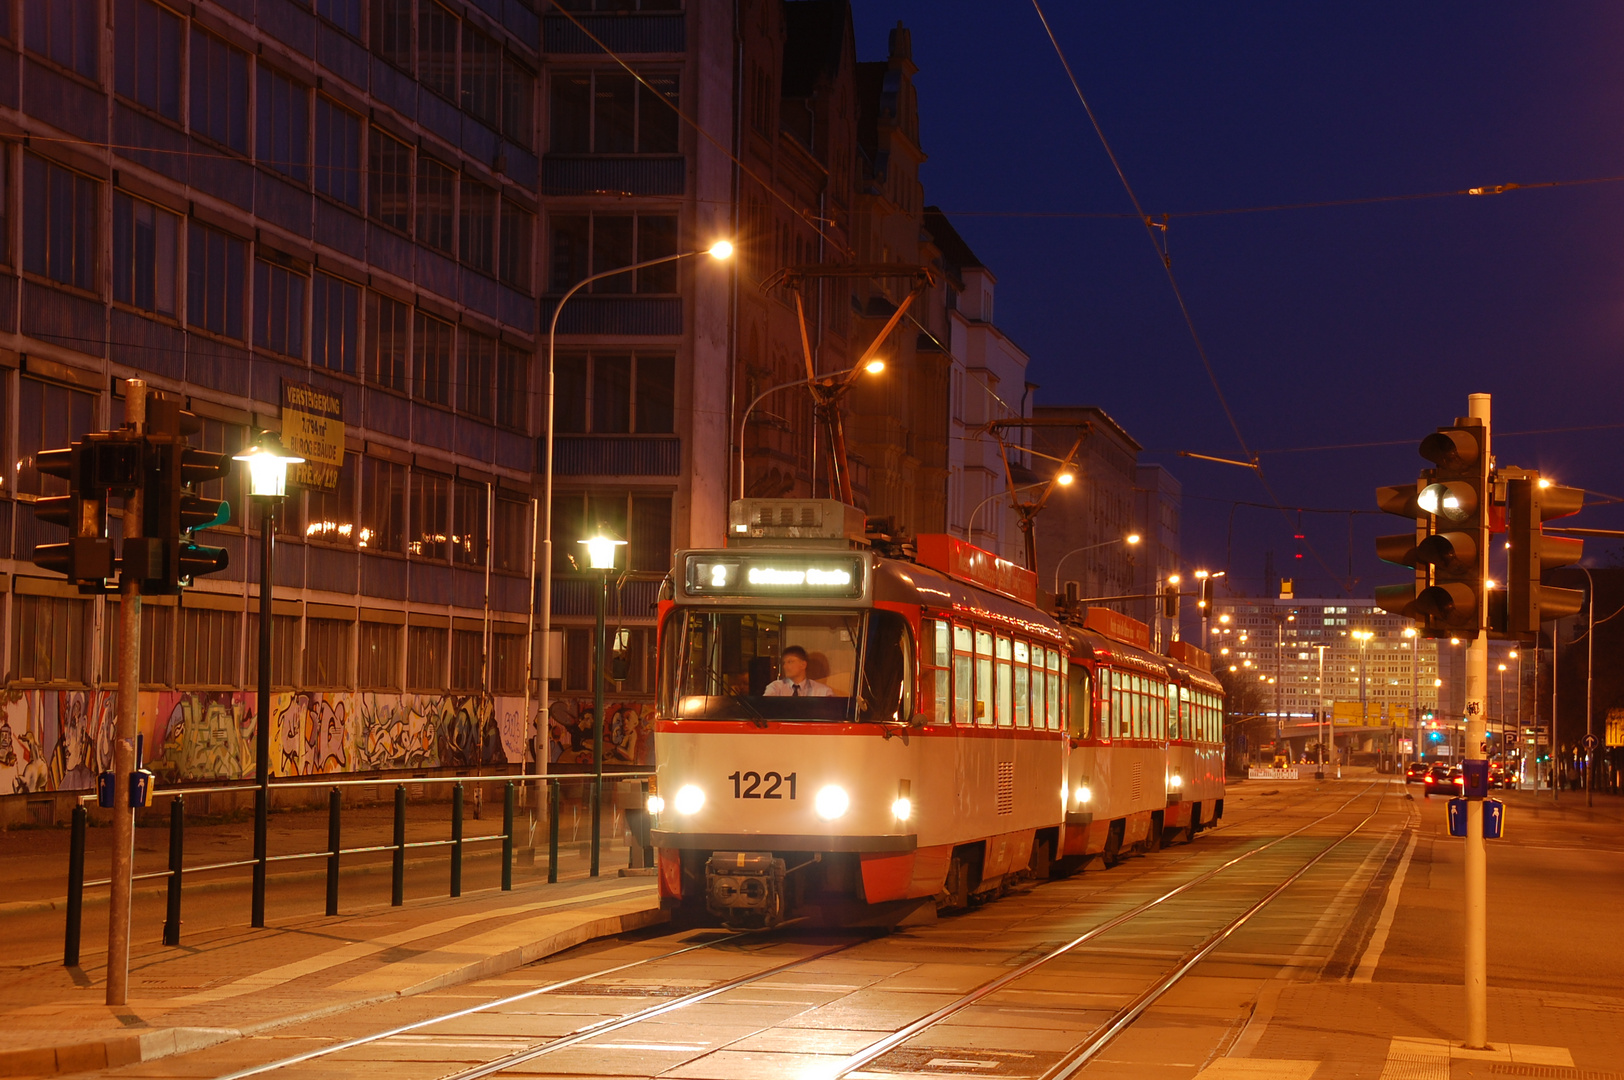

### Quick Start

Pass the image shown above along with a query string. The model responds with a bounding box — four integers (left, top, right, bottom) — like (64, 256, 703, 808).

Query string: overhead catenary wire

(1029, 0, 1348, 593)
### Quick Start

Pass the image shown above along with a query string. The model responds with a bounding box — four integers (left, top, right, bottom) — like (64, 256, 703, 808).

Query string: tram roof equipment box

(728, 499, 868, 549)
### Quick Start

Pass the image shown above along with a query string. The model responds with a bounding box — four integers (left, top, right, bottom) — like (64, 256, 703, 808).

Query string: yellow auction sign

(281, 379, 344, 490)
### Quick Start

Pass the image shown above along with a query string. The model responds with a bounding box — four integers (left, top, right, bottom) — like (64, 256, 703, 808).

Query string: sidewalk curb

(0, 894, 666, 1078)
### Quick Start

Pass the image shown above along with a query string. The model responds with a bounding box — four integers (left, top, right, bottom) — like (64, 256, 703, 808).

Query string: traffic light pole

(1462, 391, 1490, 1050)
(106, 380, 146, 1007)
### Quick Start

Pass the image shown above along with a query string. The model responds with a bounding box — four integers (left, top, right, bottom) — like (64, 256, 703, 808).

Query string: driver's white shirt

(763, 677, 833, 697)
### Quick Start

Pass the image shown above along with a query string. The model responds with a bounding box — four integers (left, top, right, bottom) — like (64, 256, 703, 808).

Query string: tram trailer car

(649, 499, 1224, 927)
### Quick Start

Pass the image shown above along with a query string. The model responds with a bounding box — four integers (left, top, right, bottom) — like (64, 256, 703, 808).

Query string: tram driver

(763, 646, 834, 698)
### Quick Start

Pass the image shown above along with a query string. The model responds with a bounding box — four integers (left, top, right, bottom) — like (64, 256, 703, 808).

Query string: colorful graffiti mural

(546, 698, 655, 770)
(0, 688, 534, 793)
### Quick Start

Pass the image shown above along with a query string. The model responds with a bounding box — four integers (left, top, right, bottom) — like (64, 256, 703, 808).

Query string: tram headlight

(892, 796, 912, 821)
(646, 794, 666, 814)
(673, 785, 705, 815)
(814, 785, 850, 821)
(1074, 785, 1092, 805)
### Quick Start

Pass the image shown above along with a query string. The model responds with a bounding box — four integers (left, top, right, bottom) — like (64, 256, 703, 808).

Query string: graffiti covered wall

(544, 697, 655, 771)
(0, 689, 534, 794)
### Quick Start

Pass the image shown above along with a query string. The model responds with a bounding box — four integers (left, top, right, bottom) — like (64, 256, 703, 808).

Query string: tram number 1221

(727, 771, 799, 799)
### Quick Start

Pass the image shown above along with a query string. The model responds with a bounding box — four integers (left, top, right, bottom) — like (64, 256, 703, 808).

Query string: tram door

(1065, 665, 1094, 813)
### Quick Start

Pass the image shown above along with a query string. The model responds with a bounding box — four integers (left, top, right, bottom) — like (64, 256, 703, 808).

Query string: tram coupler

(705, 851, 786, 927)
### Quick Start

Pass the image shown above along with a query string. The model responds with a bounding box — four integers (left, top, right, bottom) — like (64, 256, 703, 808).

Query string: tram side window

(1108, 670, 1122, 738)
(919, 618, 950, 724)
(1013, 640, 1030, 727)
(1048, 651, 1063, 731)
(1067, 664, 1089, 738)
(860, 609, 912, 723)
(953, 624, 973, 724)
(1154, 679, 1166, 739)
(974, 630, 993, 725)
(995, 635, 1013, 727)
(1031, 646, 1046, 729)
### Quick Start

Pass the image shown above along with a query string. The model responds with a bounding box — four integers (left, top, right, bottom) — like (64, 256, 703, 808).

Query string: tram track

(204, 781, 1390, 1080)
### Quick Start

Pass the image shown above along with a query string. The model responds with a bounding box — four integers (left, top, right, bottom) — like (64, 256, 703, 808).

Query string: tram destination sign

(684, 554, 865, 598)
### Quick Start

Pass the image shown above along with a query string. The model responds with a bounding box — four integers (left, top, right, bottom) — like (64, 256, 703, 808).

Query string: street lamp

(579, 530, 626, 878)
(1352, 630, 1374, 745)
(735, 360, 886, 500)
(1052, 533, 1140, 595)
(1404, 627, 1420, 765)
(539, 240, 733, 831)
(232, 433, 304, 928)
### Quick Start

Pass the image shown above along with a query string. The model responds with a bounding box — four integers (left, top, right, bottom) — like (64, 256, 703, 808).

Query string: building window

(458, 328, 495, 419)
(315, 0, 362, 37)
(554, 353, 675, 434)
(102, 604, 175, 686)
(17, 377, 95, 498)
(314, 98, 361, 207)
(175, 607, 239, 688)
(492, 493, 530, 574)
(111, 192, 179, 317)
(360, 457, 407, 553)
(410, 470, 449, 561)
(416, 157, 455, 253)
(305, 618, 354, 689)
(550, 493, 671, 574)
(247, 614, 301, 690)
(13, 595, 87, 684)
(451, 628, 483, 691)
(312, 271, 359, 375)
(188, 223, 247, 339)
(254, 259, 307, 358)
(23, 155, 98, 293)
(418, 0, 459, 101)
(499, 201, 533, 290)
(24, 0, 98, 80)
(413, 310, 453, 406)
(308, 454, 358, 546)
(191, 28, 249, 154)
(114, 0, 182, 120)
(367, 291, 410, 393)
(549, 213, 678, 294)
(629, 495, 672, 572)
(257, 67, 310, 183)
(459, 178, 495, 274)
(369, 128, 412, 232)
(453, 479, 486, 566)
(194, 418, 247, 529)
(502, 55, 536, 148)
(371, 0, 412, 69)
(490, 628, 526, 694)
(406, 624, 447, 692)
(496, 342, 529, 432)
(461, 25, 500, 129)
(358, 621, 401, 689)
(549, 71, 679, 154)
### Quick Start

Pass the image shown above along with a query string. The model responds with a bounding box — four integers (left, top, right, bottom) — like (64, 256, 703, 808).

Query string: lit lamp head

(863, 358, 886, 375)
(232, 433, 305, 499)
(1056, 471, 1075, 487)
(1126, 533, 1141, 546)
(707, 239, 735, 260)
(580, 533, 627, 571)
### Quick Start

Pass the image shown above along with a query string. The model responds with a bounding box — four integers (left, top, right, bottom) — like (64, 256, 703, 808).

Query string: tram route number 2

(727, 771, 799, 799)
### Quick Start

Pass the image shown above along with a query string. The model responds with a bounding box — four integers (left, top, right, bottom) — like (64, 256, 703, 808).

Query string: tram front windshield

(667, 610, 869, 721)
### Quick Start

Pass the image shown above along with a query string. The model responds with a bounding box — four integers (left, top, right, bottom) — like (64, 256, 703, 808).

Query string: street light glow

(708, 239, 735, 259)
(233, 433, 305, 499)
(1126, 533, 1141, 545)
(864, 358, 885, 374)
(580, 534, 626, 571)
(1056, 471, 1075, 486)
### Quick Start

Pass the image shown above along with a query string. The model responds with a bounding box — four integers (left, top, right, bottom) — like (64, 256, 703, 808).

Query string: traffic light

(1162, 581, 1180, 619)
(1375, 419, 1488, 635)
(1504, 474, 1584, 638)
(31, 445, 115, 588)
(1200, 575, 1215, 613)
(126, 398, 232, 594)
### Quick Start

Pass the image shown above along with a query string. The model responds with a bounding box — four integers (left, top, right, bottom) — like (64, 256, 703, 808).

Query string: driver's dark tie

(792, 684, 800, 697)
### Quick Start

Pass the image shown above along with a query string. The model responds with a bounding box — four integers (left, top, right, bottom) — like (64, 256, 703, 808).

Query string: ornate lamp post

(232, 434, 304, 928)
(578, 530, 625, 877)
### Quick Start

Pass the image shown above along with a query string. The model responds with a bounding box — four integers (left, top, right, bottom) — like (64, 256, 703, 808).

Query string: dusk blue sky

(849, 2, 1624, 601)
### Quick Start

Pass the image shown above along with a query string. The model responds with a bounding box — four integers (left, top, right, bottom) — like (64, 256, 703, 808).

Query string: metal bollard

(64, 804, 87, 967)
(391, 784, 406, 907)
(163, 796, 184, 946)
(450, 783, 464, 898)
(501, 782, 514, 891)
(547, 778, 560, 884)
(325, 787, 341, 917)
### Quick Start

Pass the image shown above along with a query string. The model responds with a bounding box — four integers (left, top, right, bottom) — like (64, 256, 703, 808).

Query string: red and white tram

(649, 499, 1225, 926)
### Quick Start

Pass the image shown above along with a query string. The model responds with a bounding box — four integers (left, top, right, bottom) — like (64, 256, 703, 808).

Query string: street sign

(1582, 733, 1599, 753)
(1399, 738, 1414, 755)
(1447, 798, 1505, 839)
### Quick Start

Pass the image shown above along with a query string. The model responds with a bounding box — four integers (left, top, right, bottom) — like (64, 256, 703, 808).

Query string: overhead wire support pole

(1462, 391, 1491, 1051)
